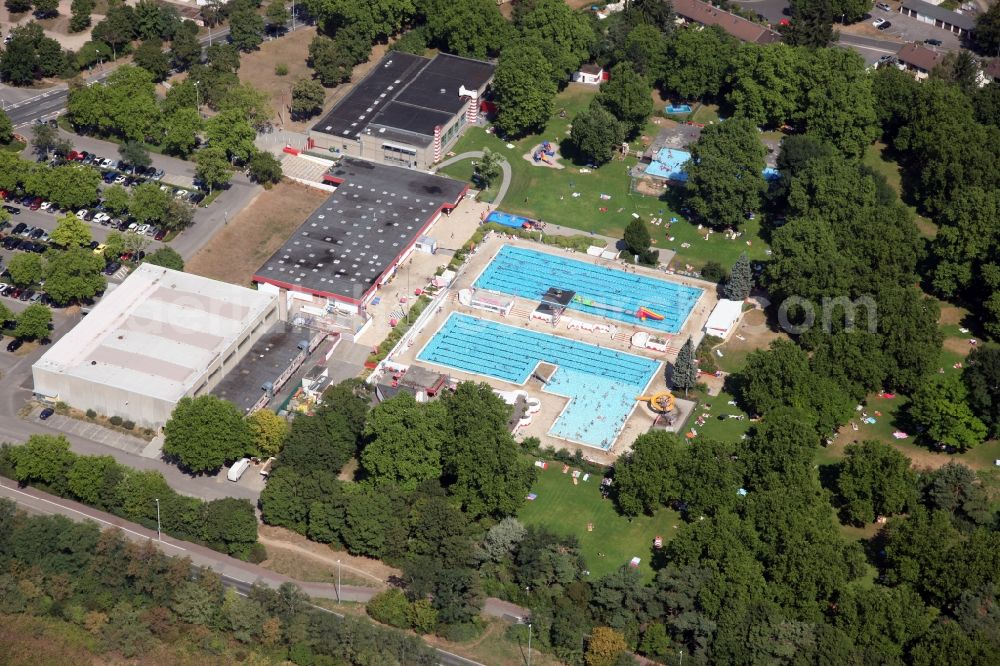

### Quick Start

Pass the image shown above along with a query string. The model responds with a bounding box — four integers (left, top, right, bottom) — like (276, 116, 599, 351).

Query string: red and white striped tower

(466, 95, 478, 124)
(433, 125, 442, 163)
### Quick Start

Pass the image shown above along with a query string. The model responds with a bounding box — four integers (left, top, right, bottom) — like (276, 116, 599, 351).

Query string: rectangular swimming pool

(474, 245, 702, 334)
(418, 313, 660, 449)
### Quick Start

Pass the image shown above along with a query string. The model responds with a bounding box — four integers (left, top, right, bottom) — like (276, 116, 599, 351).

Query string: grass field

(442, 86, 769, 270)
(518, 462, 680, 581)
(862, 142, 937, 238)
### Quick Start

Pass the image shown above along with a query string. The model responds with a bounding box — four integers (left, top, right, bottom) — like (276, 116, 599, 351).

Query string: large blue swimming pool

(474, 245, 702, 334)
(418, 313, 660, 449)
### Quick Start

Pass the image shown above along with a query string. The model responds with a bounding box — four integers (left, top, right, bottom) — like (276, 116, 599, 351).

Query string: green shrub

(85, 409, 97, 419)
(366, 589, 411, 629)
(109, 416, 123, 426)
(701, 260, 726, 283)
(274, 63, 288, 76)
(438, 621, 483, 642)
(122, 420, 135, 430)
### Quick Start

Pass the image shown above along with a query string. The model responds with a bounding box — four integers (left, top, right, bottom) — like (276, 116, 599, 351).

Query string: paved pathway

(436, 151, 513, 207)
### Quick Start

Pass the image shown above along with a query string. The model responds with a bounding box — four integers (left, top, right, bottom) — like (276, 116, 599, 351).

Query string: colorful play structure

(636, 390, 677, 413)
(533, 141, 556, 164)
(637, 306, 664, 321)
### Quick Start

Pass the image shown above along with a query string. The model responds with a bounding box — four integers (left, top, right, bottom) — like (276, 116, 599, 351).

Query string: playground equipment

(533, 141, 556, 164)
(636, 390, 677, 414)
(636, 306, 664, 321)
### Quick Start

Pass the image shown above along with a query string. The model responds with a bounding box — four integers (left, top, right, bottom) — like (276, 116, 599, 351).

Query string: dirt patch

(943, 337, 977, 357)
(258, 524, 400, 584)
(238, 29, 392, 132)
(825, 435, 961, 472)
(938, 303, 969, 326)
(185, 180, 328, 285)
(721, 309, 785, 352)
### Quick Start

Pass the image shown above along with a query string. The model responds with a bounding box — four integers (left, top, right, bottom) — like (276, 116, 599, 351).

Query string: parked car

(154, 228, 166, 241)
(100, 158, 114, 169)
(877, 20, 891, 29)
(39, 407, 54, 420)
(876, 2, 891, 10)
(2, 238, 17, 250)
(29, 228, 44, 239)
(152, 169, 165, 180)
(136, 224, 150, 235)
(19, 225, 34, 237)
(103, 171, 117, 184)
(7, 338, 22, 352)
(872, 17, 886, 26)
(93, 243, 106, 255)
(104, 261, 121, 275)
(2, 205, 19, 215)
(19, 289, 33, 302)
(11, 222, 26, 235)
(114, 174, 127, 185)
(76, 209, 88, 219)
(925, 38, 942, 46)
(93, 212, 111, 224)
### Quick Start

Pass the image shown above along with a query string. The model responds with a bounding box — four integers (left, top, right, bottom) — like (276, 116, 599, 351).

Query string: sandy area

(1, 0, 101, 50)
(185, 180, 330, 286)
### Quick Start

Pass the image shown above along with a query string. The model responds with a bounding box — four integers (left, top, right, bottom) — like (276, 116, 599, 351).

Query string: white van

(227, 458, 251, 482)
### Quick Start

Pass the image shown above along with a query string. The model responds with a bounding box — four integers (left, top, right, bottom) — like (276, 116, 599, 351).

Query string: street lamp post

(527, 623, 532, 666)
(291, 0, 296, 30)
(336, 559, 341, 604)
(154, 498, 161, 541)
(194, 80, 200, 116)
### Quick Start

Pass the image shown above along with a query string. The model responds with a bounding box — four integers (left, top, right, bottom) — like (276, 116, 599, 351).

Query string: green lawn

(436, 157, 499, 202)
(446, 88, 768, 270)
(862, 142, 937, 238)
(518, 462, 680, 581)
(687, 388, 753, 442)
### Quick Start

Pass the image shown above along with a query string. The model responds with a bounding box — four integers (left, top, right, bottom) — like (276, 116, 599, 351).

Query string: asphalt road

(0, 480, 521, 666)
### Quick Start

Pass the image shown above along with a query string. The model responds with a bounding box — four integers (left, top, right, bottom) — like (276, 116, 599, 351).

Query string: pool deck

(390, 233, 718, 462)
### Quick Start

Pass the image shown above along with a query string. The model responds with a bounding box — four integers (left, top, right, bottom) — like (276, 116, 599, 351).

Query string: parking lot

(843, 2, 963, 51)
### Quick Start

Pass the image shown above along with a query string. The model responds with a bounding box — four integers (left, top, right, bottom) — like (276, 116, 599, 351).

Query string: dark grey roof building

(309, 52, 496, 170)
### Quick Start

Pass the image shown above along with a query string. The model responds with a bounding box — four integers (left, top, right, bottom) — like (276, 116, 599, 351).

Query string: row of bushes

(0, 435, 261, 560)
(449, 223, 601, 272)
(365, 295, 432, 366)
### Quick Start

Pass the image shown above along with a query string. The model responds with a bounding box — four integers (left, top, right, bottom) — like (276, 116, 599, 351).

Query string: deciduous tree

(143, 247, 185, 271)
(473, 148, 503, 187)
(836, 440, 917, 525)
(585, 626, 628, 666)
(7, 253, 44, 286)
(194, 146, 233, 192)
(662, 25, 736, 101)
(163, 396, 252, 473)
(597, 63, 653, 138)
(570, 102, 625, 166)
(361, 393, 447, 491)
(685, 118, 766, 230)
(247, 409, 287, 457)
(50, 213, 93, 248)
(492, 46, 555, 138)
(908, 373, 987, 451)
(133, 39, 170, 81)
(613, 431, 682, 515)
(290, 78, 325, 119)
(229, 6, 265, 51)
(248, 151, 282, 185)
(44, 248, 107, 305)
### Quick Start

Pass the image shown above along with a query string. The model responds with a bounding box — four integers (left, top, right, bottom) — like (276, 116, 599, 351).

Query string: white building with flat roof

(32, 264, 281, 427)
